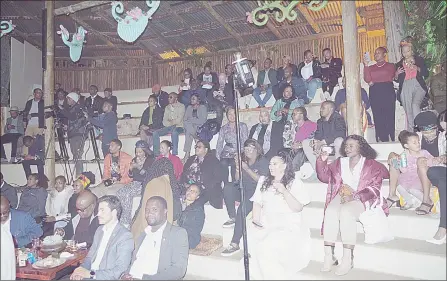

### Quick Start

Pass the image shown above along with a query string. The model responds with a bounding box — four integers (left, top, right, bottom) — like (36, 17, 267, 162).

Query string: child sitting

(394, 130, 434, 210)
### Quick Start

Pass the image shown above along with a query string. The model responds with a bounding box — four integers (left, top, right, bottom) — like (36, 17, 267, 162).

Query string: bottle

(400, 151, 408, 168)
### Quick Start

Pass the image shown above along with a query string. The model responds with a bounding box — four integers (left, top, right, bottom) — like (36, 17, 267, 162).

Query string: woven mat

(190, 235, 223, 256)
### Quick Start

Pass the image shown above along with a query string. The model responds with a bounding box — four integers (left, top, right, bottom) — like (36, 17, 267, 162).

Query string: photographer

(90, 139, 133, 198)
(58, 92, 88, 175)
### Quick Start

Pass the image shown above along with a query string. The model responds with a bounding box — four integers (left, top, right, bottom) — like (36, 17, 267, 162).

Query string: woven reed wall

(156, 32, 387, 87)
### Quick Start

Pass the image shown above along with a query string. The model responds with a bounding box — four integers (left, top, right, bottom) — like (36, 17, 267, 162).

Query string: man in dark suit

(0, 173, 18, 208)
(71, 195, 134, 280)
(23, 88, 45, 137)
(252, 58, 278, 107)
(121, 196, 189, 280)
(85, 85, 104, 116)
(150, 84, 169, 111)
(1, 196, 43, 248)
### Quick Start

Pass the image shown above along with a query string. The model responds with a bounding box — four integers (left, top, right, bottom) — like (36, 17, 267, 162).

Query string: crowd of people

(1, 38, 446, 280)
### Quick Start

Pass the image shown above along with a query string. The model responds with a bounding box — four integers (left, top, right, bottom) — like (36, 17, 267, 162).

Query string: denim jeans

(253, 85, 273, 107)
(303, 78, 322, 102)
(152, 125, 184, 156)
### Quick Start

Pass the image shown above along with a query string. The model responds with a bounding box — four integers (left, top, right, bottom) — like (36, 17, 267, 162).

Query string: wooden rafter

(54, 1, 112, 16)
(201, 1, 244, 45)
(296, 4, 321, 33)
(69, 13, 129, 58)
(356, 10, 364, 26)
(265, 20, 284, 39)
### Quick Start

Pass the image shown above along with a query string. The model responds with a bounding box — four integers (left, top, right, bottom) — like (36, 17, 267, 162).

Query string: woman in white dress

(248, 150, 311, 280)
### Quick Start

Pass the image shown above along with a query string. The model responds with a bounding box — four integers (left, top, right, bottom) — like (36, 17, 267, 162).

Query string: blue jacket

(88, 111, 118, 145)
(277, 76, 308, 102)
(10, 209, 43, 248)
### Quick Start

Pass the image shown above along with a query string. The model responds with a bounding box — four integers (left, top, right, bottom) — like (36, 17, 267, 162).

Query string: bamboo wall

(54, 31, 386, 90)
(156, 31, 387, 87)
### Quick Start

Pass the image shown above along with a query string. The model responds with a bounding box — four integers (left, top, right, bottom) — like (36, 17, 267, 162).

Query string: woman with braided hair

(130, 157, 182, 239)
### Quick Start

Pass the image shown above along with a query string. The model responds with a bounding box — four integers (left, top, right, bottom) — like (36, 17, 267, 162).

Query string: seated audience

(151, 84, 170, 110)
(303, 101, 346, 170)
(363, 47, 396, 142)
(248, 109, 272, 155)
(1, 106, 24, 163)
(253, 58, 278, 107)
(430, 61, 446, 114)
(223, 64, 235, 105)
(55, 89, 68, 110)
(197, 61, 219, 106)
(139, 95, 164, 149)
(283, 107, 317, 171)
(87, 100, 119, 157)
(178, 184, 205, 249)
(63, 190, 99, 247)
(387, 111, 446, 214)
(221, 139, 269, 255)
(334, 77, 372, 126)
(21, 135, 45, 178)
(23, 88, 45, 137)
(117, 140, 155, 226)
(181, 140, 224, 209)
(157, 140, 183, 180)
(268, 85, 305, 157)
(1, 195, 43, 248)
(71, 195, 134, 280)
(85, 85, 104, 116)
(277, 65, 307, 103)
(91, 139, 133, 198)
(183, 93, 208, 160)
(17, 174, 48, 220)
(72, 87, 85, 105)
(132, 158, 182, 238)
(209, 73, 228, 124)
(179, 68, 198, 106)
(249, 150, 311, 279)
(216, 107, 249, 189)
(152, 93, 185, 156)
(1, 204, 15, 280)
(297, 50, 322, 103)
(43, 175, 73, 235)
(60, 92, 88, 175)
(0, 172, 18, 208)
(122, 196, 188, 280)
(427, 166, 447, 244)
(388, 130, 435, 211)
(317, 135, 389, 276)
(103, 88, 118, 113)
(276, 55, 299, 83)
(321, 48, 343, 100)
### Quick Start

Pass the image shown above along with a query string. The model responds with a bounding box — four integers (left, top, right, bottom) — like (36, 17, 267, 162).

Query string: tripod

(55, 120, 74, 184)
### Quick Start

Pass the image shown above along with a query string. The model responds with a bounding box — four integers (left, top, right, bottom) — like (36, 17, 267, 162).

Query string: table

(16, 250, 88, 280)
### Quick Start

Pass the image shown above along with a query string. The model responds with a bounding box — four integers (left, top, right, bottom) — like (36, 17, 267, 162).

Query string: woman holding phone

(363, 47, 397, 142)
(249, 150, 311, 279)
(316, 135, 389, 276)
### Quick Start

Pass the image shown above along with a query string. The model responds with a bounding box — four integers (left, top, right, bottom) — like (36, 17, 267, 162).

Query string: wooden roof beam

(266, 20, 284, 39)
(356, 11, 364, 27)
(54, 1, 112, 16)
(69, 13, 129, 58)
(201, 1, 244, 45)
(296, 4, 321, 33)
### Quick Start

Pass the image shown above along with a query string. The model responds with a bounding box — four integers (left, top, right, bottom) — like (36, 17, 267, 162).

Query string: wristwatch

(90, 271, 96, 279)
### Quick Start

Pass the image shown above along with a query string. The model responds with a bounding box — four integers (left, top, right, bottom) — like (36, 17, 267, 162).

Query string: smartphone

(364, 52, 371, 63)
(321, 145, 335, 156)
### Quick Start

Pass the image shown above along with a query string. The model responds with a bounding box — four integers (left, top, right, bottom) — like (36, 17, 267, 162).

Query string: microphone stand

(232, 74, 250, 280)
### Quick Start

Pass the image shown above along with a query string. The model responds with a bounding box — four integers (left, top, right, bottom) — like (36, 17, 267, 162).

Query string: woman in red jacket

(316, 135, 389, 276)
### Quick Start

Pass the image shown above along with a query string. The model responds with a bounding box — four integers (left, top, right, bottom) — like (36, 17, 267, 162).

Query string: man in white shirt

(23, 88, 45, 137)
(1, 216, 16, 280)
(121, 196, 189, 280)
(71, 195, 134, 280)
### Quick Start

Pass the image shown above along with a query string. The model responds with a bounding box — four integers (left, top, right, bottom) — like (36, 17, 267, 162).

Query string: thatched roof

(1, 0, 385, 62)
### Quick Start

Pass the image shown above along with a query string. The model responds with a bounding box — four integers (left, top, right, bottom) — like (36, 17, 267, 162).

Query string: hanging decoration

(0, 21, 15, 38)
(112, 0, 160, 43)
(57, 25, 87, 62)
(247, 0, 328, 26)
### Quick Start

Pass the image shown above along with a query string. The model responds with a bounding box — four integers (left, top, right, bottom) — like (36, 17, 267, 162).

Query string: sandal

(386, 197, 401, 208)
(415, 202, 434, 215)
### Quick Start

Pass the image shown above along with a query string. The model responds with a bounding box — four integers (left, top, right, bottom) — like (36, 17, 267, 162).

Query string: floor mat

(190, 234, 223, 256)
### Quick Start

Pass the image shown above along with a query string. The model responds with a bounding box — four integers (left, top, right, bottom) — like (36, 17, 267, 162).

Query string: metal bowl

(40, 241, 67, 254)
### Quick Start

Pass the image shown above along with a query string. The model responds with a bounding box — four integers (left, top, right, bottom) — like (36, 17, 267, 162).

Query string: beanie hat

(67, 92, 79, 103)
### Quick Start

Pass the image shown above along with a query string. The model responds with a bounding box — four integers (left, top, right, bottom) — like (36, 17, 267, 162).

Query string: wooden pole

(341, 1, 362, 136)
(54, 1, 112, 16)
(44, 0, 55, 185)
(382, 1, 406, 63)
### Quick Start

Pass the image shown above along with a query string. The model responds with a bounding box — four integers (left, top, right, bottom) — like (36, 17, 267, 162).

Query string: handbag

(358, 196, 394, 244)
